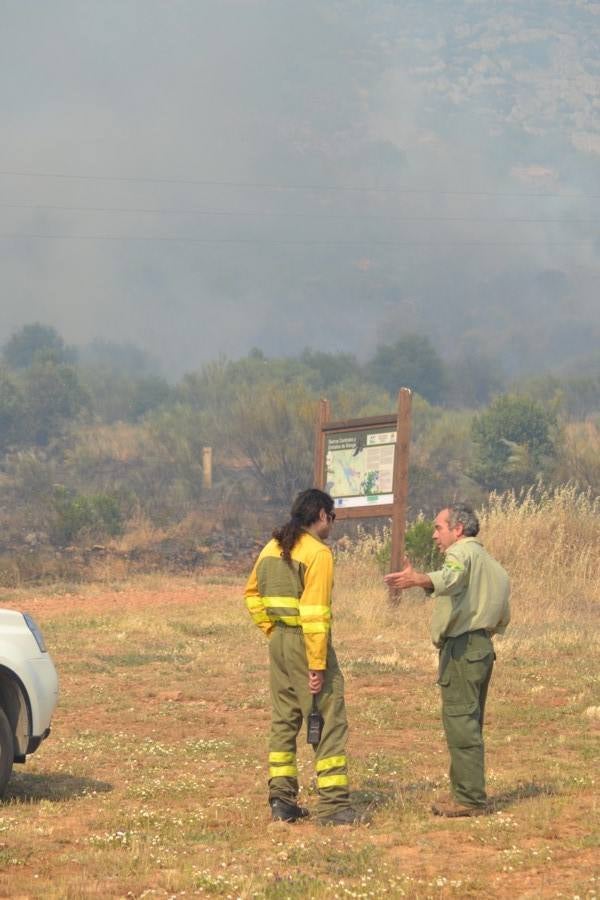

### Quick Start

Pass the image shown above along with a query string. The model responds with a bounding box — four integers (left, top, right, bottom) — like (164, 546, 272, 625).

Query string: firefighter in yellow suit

(245, 488, 359, 825)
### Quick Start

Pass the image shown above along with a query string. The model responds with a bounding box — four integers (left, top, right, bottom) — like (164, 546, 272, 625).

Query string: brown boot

(431, 797, 490, 817)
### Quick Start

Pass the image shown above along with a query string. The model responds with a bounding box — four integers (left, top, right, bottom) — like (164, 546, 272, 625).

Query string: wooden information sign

(314, 388, 412, 573)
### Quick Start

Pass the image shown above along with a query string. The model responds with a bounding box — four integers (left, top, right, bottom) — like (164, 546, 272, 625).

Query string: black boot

(269, 798, 310, 822)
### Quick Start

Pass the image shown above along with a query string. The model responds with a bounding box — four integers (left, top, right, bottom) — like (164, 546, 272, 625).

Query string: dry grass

(69, 423, 148, 464)
(555, 422, 600, 494)
(482, 485, 600, 629)
(0, 489, 599, 898)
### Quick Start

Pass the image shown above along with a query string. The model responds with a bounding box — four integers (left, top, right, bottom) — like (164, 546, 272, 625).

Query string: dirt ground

(1, 571, 599, 899)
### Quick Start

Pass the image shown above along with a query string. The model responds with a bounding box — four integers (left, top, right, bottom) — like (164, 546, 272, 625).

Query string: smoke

(1, 0, 598, 376)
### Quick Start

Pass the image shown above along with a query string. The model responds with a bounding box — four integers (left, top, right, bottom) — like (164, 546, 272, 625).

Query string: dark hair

(273, 488, 334, 564)
(447, 502, 480, 537)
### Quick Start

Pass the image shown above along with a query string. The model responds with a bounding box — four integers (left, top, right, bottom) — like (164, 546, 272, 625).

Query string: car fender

(0, 645, 58, 735)
(0, 662, 32, 759)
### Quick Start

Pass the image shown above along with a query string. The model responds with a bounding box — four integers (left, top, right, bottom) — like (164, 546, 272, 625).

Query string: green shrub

(471, 394, 557, 492)
(405, 518, 444, 570)
(375, 518, 444, 572)
(50, 488, 124, 545)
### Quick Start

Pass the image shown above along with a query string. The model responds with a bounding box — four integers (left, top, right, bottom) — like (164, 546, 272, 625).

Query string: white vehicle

(0, 610, 58, 795)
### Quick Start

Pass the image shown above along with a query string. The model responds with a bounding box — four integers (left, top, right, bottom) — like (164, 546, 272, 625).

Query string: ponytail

(273, 489, 334, 565)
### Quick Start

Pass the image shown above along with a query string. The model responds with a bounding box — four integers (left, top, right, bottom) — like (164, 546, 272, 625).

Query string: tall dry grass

(333, 527, 433, 671)
(555, 420, 600, 493)
(333, 486, 600, 655)
(481, 486, 600, 631)
(334, 526, 395, 633)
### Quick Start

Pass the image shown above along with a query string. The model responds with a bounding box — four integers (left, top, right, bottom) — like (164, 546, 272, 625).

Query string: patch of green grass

(345, 658, 414, 675)
(237, 693, 269, 710)
(243, 661, 269, 674)
(359, 751, 407, 777)
(0, 848, 28, 867)
(39, 580, 102, 596)
(44, 615, 112, 633)
(169, 621, 229, 638)
(262, 874, 329, 899)
(186, 827, 223, 845)
(321, 845, 379, 878)
(96, 650, 192, 667)
(195, 574, 244, 585)
(64, 659, 112, 674)
(356, 696, 401, 729)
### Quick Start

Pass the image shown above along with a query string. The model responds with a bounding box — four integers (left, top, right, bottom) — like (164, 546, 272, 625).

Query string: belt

(274, 620, 300, 628)
(441, 628, 492, 644)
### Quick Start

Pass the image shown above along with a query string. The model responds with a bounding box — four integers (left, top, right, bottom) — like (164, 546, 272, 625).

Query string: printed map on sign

(325, 429, 396, 508)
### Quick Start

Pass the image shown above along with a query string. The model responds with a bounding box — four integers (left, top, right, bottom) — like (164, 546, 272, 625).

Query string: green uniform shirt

(427, 537, 511, 648)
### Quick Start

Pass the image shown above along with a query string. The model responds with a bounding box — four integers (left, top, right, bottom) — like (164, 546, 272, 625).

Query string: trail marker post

(202, 446, 213, 491)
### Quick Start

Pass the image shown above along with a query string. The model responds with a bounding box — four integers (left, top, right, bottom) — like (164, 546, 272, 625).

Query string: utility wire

(0, 232, 595, 247)
(0, 169, 597, 200)
(1, 201, 598, 225)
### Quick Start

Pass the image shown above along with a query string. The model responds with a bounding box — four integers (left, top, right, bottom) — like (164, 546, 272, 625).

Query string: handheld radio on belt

(307, 693, 323, 746)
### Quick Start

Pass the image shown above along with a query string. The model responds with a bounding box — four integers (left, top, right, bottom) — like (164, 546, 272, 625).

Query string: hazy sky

(1, 0, 599, 376)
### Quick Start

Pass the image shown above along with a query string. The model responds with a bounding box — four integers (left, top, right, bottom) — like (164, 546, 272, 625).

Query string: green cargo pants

(268, 623, 351, 818)
(438, 630, 494, 807)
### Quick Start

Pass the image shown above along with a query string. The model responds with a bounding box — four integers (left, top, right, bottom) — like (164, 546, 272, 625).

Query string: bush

(405, 519, 445, 570)
(21, 360, 89, 445)
(375, 518, 444, 572)
(367, 335, 446, 403)
(0, 368, 24, 451)
(50, 488, 124, 545)
(471, 394, 557, 492)
(3, 323, 76, 369)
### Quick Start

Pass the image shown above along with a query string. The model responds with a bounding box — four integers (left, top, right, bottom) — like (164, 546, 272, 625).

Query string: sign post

(313, 398, 330, 497)
(390, 388, 412, 573)
(314, 388, 412, 583)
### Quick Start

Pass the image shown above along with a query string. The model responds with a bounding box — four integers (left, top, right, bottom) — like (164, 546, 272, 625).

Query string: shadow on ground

(351, 779, 557, 818)
(352, 777, 444, 814)
(4, 771, 112, 803)
(491, 780, 558, 811)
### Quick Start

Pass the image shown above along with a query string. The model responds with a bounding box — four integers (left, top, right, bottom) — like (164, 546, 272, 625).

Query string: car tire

(0, 707, 14, 798)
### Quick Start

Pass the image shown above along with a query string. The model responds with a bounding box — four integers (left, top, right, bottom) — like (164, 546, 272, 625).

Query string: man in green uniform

(245, 488, 359, 825)
(385, 503, 510, 817)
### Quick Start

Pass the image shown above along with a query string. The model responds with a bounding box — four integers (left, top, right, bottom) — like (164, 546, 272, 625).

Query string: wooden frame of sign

(313, 388, 412, 573)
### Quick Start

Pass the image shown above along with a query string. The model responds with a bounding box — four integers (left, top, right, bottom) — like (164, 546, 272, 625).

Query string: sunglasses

(326, 511, 336, 523)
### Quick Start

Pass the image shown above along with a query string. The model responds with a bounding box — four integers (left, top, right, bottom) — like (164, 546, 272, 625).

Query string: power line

(0, 231, 595, 247)
(0, 169, 597, 200)
(1, 200, 598, 226)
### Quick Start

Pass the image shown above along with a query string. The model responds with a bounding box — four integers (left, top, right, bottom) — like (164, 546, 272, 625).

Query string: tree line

(0, 323, 598, 550)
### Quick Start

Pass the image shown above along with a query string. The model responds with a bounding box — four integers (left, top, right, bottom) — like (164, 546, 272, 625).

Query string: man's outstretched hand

(384, 559, 433, 592)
